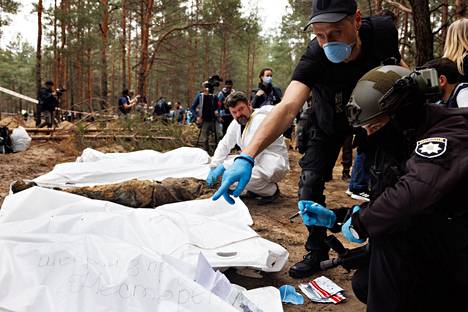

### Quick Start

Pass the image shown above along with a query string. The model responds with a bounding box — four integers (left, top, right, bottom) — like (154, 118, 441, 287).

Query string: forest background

(0, 0, 466, 116)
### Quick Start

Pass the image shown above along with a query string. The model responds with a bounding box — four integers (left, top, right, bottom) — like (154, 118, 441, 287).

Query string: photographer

(217, 80, 235, 135)
(190, 76, 222, 154)
(37, 80, 59, 128)
(299, 65, 468, 311)
(118, 89, 139, 117)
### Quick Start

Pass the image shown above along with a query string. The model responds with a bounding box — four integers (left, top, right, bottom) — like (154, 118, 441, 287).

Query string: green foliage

(0, 0, 20, 32)
(0, 35, 35, 112)
(0, 0, 452, 115)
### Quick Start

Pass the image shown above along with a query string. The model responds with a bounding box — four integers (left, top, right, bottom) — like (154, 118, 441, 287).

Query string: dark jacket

(38, 87, 58, 111)
(352, 104, 468, 237)
(251, 84, 282, 109)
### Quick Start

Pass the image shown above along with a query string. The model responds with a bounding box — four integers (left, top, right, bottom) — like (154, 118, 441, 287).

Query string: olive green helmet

(346, 65, 412, 127)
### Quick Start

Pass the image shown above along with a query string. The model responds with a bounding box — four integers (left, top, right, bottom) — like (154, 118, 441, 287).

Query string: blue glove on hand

(342, 206, 366, 243)
(206, 164, 225, 187)
(212, 153, 254, 205)
(298, 200, 336, 228)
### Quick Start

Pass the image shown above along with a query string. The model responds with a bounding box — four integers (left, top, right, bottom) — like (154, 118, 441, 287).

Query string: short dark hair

(122, 89, 129, 96)
(422, 58, 460, 84)
(258, 68, 272, 79)
(45, 80, 54, 86)
(225, 79, 233, 85)
(226, 91, 249, 108)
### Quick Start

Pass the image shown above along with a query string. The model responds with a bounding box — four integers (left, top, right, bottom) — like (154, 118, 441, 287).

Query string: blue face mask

(262, 76, 273, 85)
(323, 41, 355, 63)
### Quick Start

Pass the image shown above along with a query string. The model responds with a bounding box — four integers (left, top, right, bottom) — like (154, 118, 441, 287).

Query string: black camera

(204, 75, 223, 94)
(56, 87, 66, 97)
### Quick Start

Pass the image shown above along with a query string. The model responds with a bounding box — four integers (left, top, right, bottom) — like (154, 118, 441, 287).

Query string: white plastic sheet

(11, 126, 31, 152)
(34, 147, 211, 187)
(0, 188, 287, 311)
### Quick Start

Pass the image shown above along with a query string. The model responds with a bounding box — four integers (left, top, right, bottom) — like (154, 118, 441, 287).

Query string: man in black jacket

(301, 65, 468, 311)
(37, 80, 59, 128)
(212, 0, 405, 279)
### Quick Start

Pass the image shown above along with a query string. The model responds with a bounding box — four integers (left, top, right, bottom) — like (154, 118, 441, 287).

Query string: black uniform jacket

(353, 104, 468, 237)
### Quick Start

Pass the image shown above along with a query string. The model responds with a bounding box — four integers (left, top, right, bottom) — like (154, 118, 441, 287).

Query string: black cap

(45, 80, 54, 86)
(304, 0, 357, 31)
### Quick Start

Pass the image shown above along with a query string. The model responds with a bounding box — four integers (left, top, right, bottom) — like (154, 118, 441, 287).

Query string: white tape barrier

(0, 86, 38, 104)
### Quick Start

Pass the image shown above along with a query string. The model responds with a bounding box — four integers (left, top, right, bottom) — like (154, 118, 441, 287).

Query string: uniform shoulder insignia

(415, 137, 447, 158)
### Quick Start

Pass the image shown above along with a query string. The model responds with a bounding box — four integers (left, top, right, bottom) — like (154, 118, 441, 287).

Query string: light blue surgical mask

(323, 41, 355, 63)
(262, 76, 273, 85)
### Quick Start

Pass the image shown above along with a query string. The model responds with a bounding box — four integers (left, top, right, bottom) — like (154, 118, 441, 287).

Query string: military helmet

(346, 65, 412, 127)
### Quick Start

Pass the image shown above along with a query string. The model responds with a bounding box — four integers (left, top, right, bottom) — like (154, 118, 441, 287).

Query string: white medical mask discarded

(262, 76, 273, 85)
(323, 41, 355, 63)
(236, 116, 249, 126)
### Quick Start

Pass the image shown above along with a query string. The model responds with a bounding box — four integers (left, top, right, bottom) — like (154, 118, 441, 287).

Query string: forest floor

(0, 128, 366, 312)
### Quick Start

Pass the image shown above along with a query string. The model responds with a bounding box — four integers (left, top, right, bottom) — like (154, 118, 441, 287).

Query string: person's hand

(256, 90, 265, 97)
(206, 164, 225, 187)
(212, 153, 254, 204)
(298, 200, 336, 228)
(196, 117, 203, 125)
(341, 206, 366, 243)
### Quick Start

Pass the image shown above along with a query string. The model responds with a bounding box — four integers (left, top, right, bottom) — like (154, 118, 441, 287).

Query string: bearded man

(206, 91, 289, 205)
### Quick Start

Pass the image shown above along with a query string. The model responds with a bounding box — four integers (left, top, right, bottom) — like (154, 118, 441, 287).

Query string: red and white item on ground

(299, 276, 346, 304)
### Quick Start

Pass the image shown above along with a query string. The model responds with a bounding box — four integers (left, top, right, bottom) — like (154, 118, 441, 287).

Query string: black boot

(288, 249, 329, 278)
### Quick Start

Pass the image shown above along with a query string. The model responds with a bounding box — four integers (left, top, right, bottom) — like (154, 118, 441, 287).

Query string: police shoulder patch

(415, 137, 448, 158)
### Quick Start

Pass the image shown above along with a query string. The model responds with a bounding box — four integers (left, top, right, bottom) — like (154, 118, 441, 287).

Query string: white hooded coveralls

(210, 105, 290, 196)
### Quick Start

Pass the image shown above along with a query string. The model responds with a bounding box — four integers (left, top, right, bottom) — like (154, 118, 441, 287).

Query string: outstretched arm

(243, 81, 310, 158)
(212, 80, 311, 204)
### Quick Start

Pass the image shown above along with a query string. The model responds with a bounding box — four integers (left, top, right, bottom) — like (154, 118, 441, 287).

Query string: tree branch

(147, 22, 218, 74)
(383, 0, 412, 13)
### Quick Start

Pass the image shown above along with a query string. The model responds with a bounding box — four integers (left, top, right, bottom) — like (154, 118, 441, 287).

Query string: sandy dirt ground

(0, 140, 366, 311)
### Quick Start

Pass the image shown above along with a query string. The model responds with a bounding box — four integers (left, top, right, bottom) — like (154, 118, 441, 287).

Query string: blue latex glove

(342, 206, 366, 243)
(212, 153, 254, 205)
(298, 200, 336, 228)
(206, 164, 225, 187)
(279, 285, 304, 305)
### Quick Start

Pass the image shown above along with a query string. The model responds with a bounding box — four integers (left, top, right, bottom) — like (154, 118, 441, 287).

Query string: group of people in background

(117, 89, 189, 124)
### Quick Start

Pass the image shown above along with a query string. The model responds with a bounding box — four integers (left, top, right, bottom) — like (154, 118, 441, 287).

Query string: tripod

(196, 118, 220, 155)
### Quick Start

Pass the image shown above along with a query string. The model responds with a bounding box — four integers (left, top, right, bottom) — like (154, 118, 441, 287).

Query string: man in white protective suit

(206, 91, 289, 205)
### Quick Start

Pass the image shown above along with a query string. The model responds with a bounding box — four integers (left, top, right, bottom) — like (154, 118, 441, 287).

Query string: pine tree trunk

(455, 0, 466, 18)
(86, 48, 94, 113)
(127, 13, 132, 89)
(137, 0, 154, 97)
(59, 0, 68, 109)
(221, 28, 228, 79)
(440, 0, 448, 55)
(245, 41, 251, 93)
(36, 0, 43, 95)
(408, 0, 433, 65)
(121, 0, 127, 90)
(53, 0, 58, 85)
(99, 0, 109, 110)
(203, 31, 209, 81)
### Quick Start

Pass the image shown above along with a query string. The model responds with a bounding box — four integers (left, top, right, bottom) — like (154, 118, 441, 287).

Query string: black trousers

(341, 132, 353, 172)
(352, 216, 468, 312)
(298, 125, 350, 252)
(221, 115, 233, 135)
(35, 104, 43, 127)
